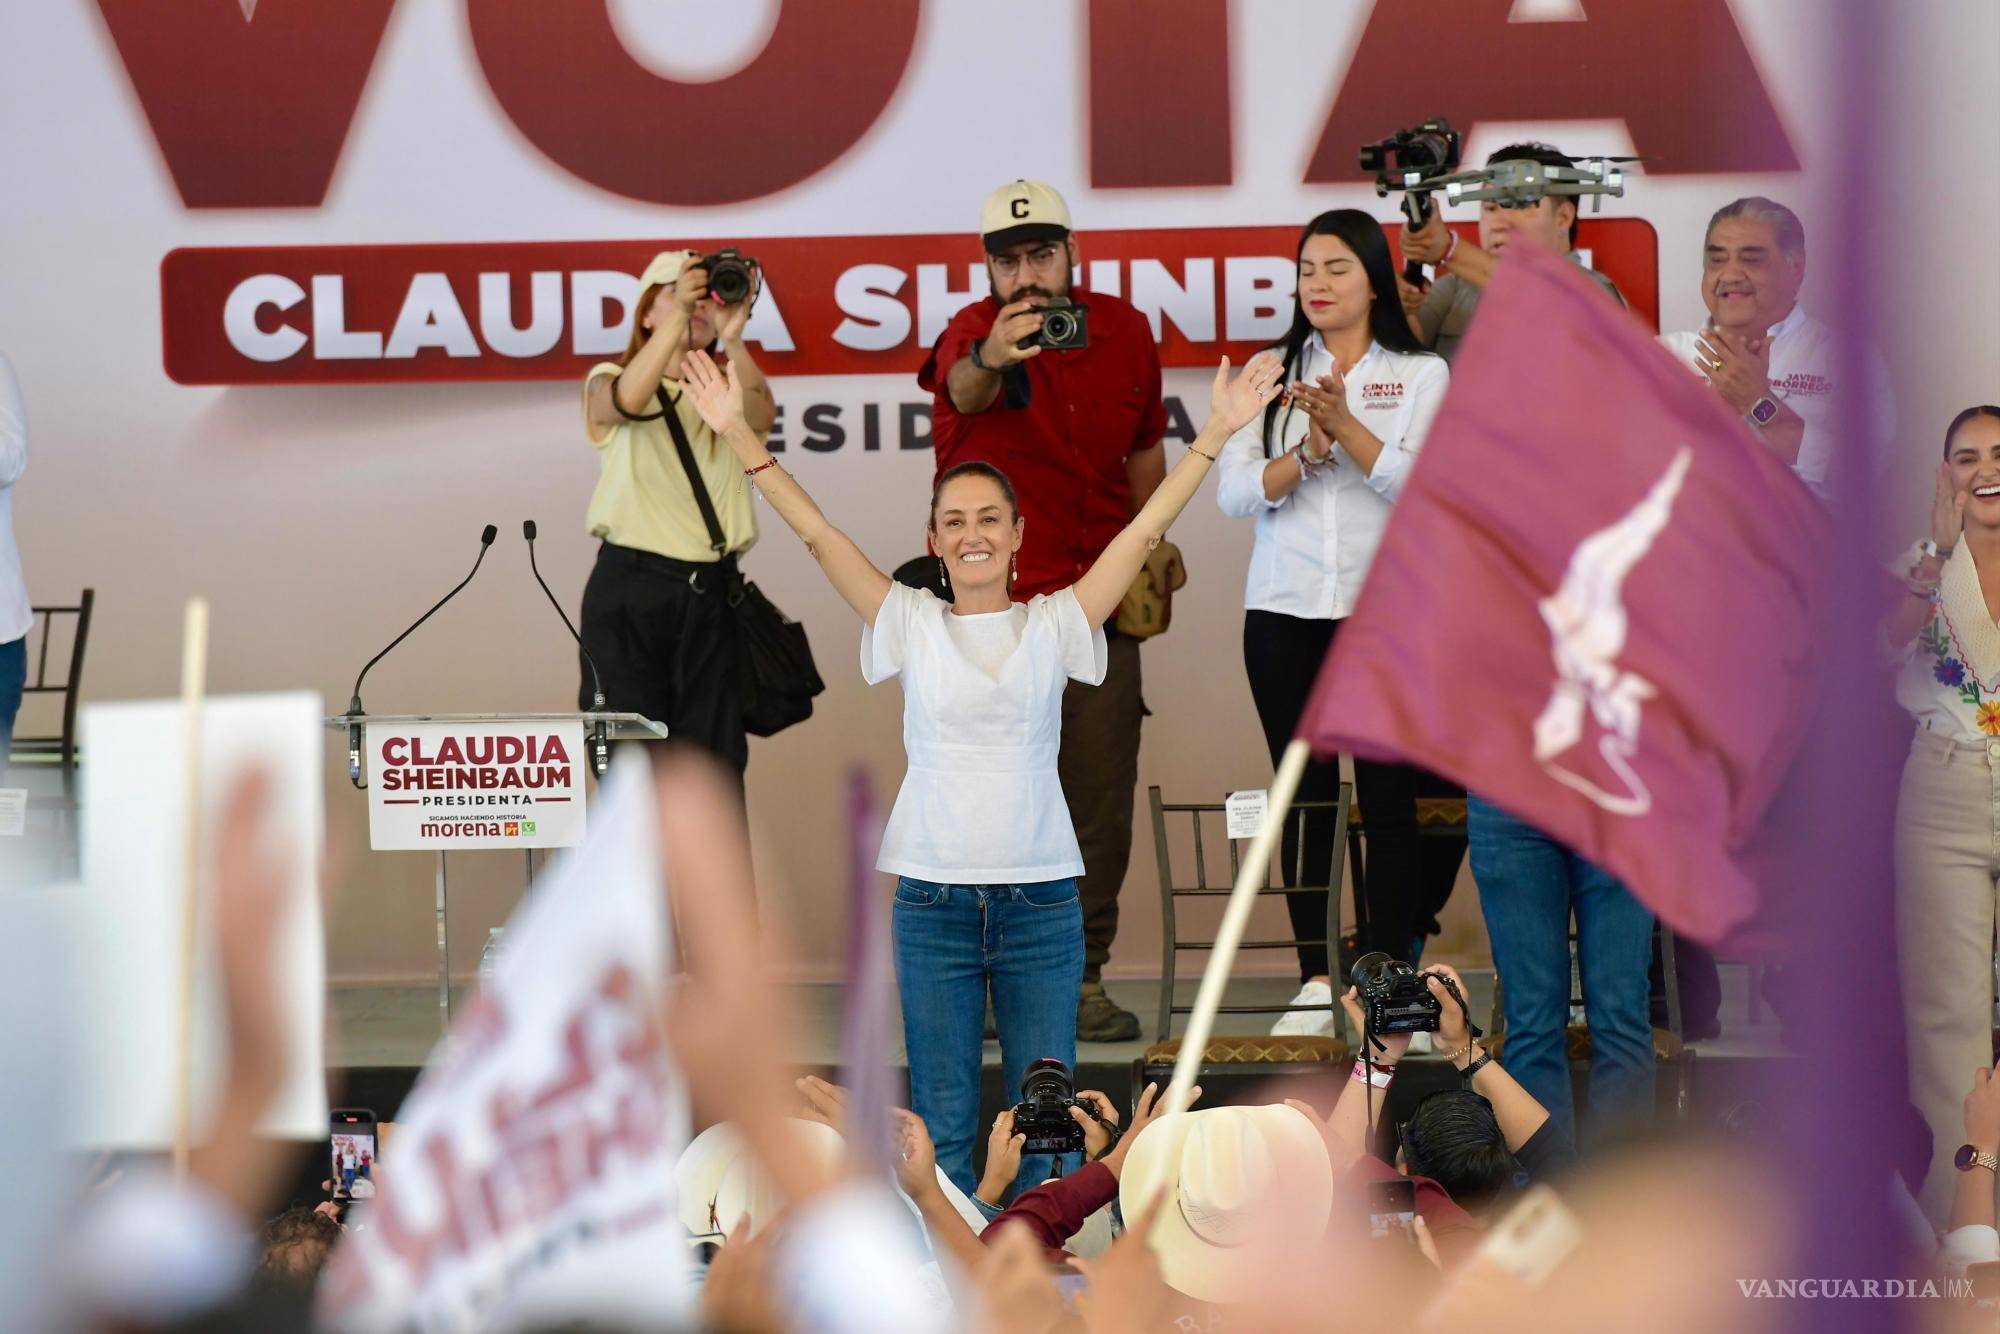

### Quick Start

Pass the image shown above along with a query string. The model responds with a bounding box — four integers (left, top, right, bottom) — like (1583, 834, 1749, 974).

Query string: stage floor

(327, 966, 1787, 1071)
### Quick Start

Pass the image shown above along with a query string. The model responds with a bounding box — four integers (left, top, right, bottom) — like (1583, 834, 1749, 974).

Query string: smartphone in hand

(330, 1108, 378, 1203)
(1366, 1177, 1418, 1241)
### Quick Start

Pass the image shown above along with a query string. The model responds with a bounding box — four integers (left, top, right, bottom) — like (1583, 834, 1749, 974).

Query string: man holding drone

(1397, 141, 1628, 364)
(1381, 138, 1659, 1149)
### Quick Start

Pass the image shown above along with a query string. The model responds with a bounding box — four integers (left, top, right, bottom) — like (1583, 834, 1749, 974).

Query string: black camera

(1358, 118, 1464, 194)
(699, 247, 758, 305)
(1350, 951, 1444, 1035)
(1010, 1057, 1085, 1155)
(1017, 297, 1089, 352)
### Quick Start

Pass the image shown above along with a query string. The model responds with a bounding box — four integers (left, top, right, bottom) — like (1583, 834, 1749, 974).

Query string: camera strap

(658, 386, 730, 557)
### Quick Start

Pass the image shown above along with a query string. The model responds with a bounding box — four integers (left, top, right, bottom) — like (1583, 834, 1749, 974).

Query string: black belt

(597, 542, 740, 594)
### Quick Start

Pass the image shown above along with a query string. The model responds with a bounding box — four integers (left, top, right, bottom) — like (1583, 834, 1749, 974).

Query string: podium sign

(365, 720, 586, 851)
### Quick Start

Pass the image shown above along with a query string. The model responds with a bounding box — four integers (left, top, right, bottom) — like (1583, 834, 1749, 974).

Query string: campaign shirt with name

(1658, 304, 1895, 495)
(1215, 335, 1449, 620)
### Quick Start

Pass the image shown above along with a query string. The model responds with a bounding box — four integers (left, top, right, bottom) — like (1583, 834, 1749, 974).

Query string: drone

(1408, 155, 1643, 214)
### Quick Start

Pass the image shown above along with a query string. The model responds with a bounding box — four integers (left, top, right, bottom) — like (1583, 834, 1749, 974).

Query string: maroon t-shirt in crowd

(919, 289, 1168, 600)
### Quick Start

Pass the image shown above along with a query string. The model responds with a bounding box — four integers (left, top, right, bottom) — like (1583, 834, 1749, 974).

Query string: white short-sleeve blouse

(861, 582, 1107, 883)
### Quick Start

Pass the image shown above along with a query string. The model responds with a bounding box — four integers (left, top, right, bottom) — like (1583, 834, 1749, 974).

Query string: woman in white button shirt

(676, 345, 1282, 1202)
(1888, 403, 2000, 1226)
(1216, 210, 1453, 1037)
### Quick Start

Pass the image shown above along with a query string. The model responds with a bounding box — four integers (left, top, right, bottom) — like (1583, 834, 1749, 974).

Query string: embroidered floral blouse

(1896, 543, 2000, 742)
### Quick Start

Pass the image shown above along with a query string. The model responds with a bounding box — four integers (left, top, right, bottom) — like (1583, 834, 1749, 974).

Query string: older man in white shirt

(0, 354, 29, 754)
(1658, 197, 1894, 494)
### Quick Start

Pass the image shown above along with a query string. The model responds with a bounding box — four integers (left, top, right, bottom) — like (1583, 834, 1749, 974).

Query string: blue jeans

(0, 636, 23, 760)
(1468, 797, 1656, 1147)
(893, 877, 1085, 1202)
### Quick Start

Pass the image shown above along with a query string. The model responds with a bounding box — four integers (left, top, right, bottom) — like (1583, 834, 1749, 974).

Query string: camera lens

(1350, 950, 1397, 992)
(1043, 310, 1075, 343)
(1021, 1057, 1072, 1104)
(709, 264, 750, 305)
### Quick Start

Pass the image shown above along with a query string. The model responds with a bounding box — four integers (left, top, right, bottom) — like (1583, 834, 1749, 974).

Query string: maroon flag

(1300, 238, 1829, 950)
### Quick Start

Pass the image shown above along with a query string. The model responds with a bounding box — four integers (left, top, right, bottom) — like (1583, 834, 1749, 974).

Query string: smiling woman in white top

(1216, 209, 1454, 1038)
(677, 345, 1283, 1202)
(1887, 403, 2000, 1226)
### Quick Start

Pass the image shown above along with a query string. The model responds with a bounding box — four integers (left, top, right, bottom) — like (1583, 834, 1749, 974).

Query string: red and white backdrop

(4, 0, 1991, 982)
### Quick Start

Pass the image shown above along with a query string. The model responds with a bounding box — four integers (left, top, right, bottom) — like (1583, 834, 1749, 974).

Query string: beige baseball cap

(980, 180, 1072, 253)
(638, 248, 702, 289)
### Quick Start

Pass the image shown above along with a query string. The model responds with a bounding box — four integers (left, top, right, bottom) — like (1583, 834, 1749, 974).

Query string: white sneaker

(1271, 980, 1336, 1037)
(1405, 1030, 1435, 1054)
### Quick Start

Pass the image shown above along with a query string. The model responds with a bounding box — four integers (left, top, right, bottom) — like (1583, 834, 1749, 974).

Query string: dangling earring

(937, 555, 949, 592)
(1010, 553, 1017, 585)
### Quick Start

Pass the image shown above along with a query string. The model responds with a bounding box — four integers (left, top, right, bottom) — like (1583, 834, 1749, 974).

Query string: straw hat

(1116, 1104, 1335, 1302)
(674, 1118, 844, 1241)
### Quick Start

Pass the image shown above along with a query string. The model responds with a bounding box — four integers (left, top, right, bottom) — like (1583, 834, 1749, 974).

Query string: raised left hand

(680, 349, 747, 437)
(1100, 1081, 1196, 1180)
(1205, 351, 1285, 434)
(1694, 328, 1773, 415)
(715, 267, 762, 344)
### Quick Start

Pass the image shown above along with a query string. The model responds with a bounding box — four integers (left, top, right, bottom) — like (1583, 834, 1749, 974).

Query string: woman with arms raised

(679, 347, 1283, 1202)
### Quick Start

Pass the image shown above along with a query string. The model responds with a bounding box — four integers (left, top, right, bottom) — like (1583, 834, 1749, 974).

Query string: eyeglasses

(988, 244, 1065, 278)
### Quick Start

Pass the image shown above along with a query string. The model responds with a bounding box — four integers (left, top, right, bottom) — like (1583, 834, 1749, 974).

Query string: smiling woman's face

(929, 474, 1022, 592)
(1948, 413, 2000, 532)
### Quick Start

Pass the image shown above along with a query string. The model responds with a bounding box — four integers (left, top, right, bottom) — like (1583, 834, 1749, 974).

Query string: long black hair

(1260, 209, 1432, 457)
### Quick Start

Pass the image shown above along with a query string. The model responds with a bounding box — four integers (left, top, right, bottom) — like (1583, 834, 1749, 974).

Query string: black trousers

(1243, 610, 1463, 981)
(578, 543, 748, 772)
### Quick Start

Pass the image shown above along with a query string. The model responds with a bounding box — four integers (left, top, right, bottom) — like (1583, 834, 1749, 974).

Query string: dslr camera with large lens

(1009, 1057, 1085, 1155)
(699, 247, 759, 305)
(1350, 951, 1444, 1035)
(1017, 297, 1089, 352)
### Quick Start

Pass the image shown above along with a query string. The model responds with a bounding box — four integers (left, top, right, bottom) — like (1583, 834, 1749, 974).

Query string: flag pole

(170, 597, 209, 1179)
(1164, 737, 1313, 1116)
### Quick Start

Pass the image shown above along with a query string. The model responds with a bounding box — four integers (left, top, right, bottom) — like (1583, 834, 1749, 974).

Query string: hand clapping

(1693, 327, 1773, 416)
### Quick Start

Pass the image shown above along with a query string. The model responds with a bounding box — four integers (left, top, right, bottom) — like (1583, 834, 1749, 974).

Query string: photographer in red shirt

(918, 181, 1167, 1041)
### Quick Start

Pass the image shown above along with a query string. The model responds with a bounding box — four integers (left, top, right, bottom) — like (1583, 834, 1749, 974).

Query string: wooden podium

(324, 710, 666, 1023)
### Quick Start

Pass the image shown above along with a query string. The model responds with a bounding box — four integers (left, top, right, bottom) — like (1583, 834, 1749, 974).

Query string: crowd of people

(12, 145, 1997, 1328)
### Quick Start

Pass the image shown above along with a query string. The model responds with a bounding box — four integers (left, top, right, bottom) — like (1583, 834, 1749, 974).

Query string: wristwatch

(1922, 539, 1953, 561)
(1955, 1144, 1999, 1173)
(1746, 395, 1782, 429)
(968, 339, 995, 373)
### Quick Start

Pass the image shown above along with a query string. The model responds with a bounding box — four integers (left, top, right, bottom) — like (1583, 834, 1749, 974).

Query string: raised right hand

(977, 299, 1047, 370)
(1400, 209, 1451, 266)
(672, 256, 710, 314)
(680, 350, 746, 439)
(1934, 461, 1968, 553)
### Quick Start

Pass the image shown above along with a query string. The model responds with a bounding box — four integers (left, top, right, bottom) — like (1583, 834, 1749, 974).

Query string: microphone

(341, 525, 498, 788)
(524, 520, 612, 778)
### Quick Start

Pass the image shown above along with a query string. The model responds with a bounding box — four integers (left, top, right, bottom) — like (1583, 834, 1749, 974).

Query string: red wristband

(1437, 231, 1459, 273)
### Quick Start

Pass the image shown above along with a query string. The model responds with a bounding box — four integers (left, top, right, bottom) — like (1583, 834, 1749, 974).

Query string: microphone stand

(523, 521, 613, 778)
(341, 525, 498, 789)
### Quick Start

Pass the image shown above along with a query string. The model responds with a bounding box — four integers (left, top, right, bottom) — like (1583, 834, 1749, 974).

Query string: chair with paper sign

(1134, 784, 1354, 1100)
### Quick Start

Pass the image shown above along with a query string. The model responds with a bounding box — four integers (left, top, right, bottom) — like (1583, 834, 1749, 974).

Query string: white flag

(321, 754, 692, 1332)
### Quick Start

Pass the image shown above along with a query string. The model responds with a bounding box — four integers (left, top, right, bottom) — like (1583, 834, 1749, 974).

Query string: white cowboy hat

(1117, 1103, 1335, 1303)
(674, 1118, 845, 1241)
